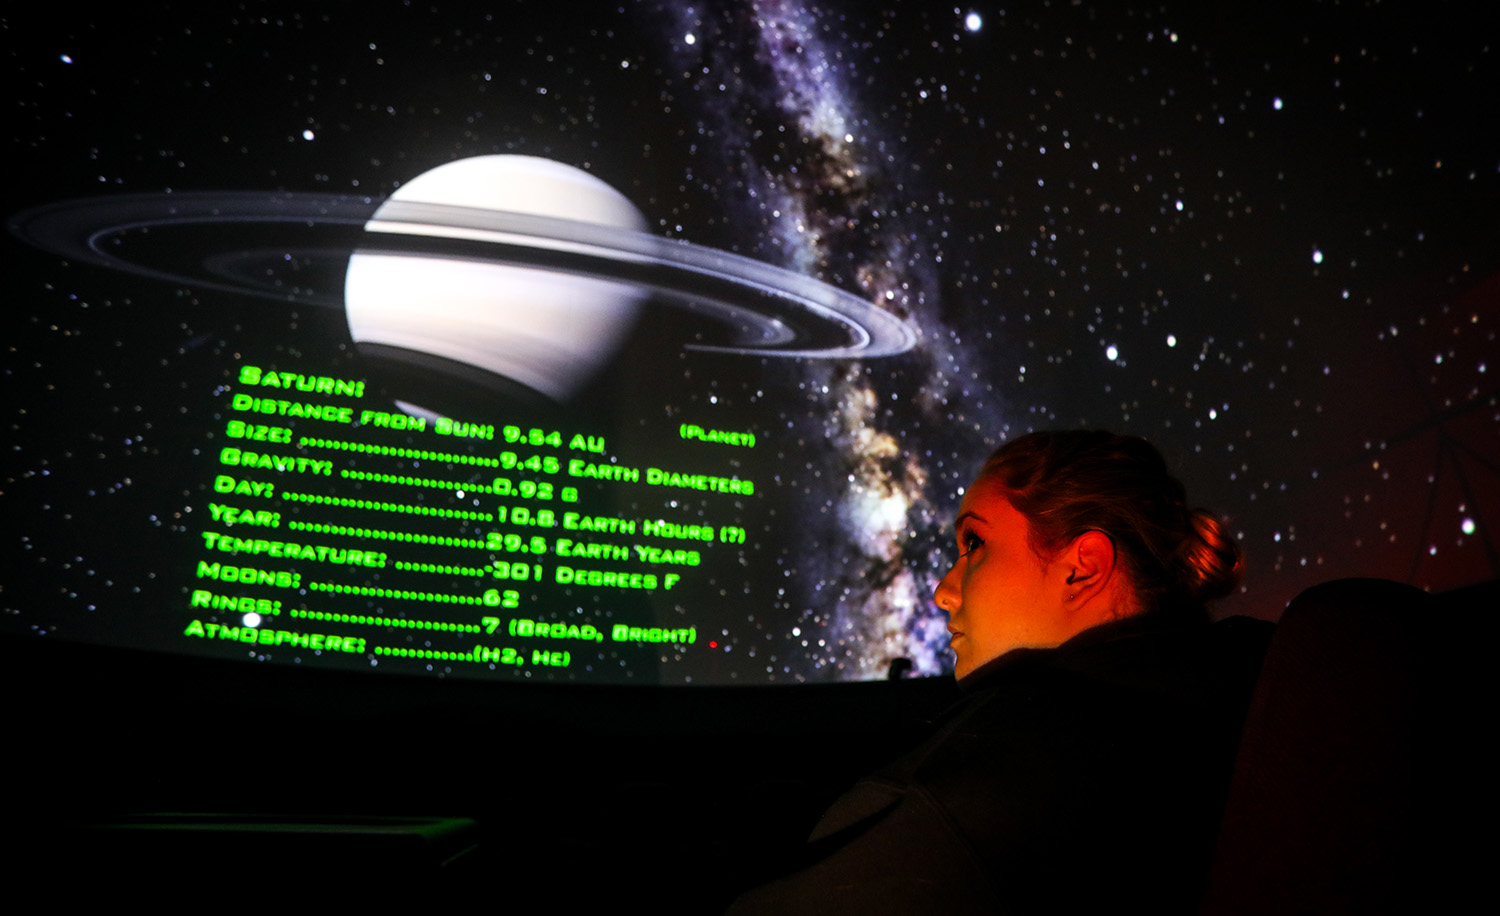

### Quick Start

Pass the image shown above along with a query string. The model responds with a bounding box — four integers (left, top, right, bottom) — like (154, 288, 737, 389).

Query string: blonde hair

(980, 430, 1242, 609)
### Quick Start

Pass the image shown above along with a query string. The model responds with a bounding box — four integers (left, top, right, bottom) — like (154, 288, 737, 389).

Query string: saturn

(9, 155, 916, 401)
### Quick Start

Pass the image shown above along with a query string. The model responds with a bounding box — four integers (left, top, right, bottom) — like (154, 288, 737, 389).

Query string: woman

(938, 429, 1244, 679)
(728, 430, 1270, 914)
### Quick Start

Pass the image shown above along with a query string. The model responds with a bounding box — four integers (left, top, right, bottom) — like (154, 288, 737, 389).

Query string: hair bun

(1176, 509, 1243, 603)
(980, 430, 1245, 611)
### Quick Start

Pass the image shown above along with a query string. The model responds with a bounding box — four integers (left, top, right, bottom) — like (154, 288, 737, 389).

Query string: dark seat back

(1202, 578, 1434, 914)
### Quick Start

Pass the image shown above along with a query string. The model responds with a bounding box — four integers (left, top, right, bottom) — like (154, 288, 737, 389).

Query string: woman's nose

(934, 563, 959, 612)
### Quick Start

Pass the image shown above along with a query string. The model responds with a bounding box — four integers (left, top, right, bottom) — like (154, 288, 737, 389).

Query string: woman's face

(934, 475, 1073, 678)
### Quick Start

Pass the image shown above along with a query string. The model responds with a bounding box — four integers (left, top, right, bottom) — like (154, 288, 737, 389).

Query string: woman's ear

(1059, 530, 1123, 611)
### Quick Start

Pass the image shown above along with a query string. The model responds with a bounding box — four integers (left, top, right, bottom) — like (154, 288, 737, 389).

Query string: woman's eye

(959, 532, 983, 557)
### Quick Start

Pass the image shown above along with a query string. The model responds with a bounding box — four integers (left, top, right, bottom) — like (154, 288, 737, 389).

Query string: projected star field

(4, 1, 1496, 683)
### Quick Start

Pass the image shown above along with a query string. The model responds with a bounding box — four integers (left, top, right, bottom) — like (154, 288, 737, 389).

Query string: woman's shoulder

(901, 612, 1274, 791)
(956, 610, 1273, 700)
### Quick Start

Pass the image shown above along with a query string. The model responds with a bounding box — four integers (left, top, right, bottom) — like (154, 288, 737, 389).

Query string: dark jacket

(728, 611, 1272, 914)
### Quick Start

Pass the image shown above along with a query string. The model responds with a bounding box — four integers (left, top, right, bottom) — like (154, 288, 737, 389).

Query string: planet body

(345, 156, 651, 401)
(8, 157, 916, 405)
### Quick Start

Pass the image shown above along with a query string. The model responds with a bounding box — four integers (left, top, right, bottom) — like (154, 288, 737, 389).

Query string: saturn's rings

(8, 192, 917, 359)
